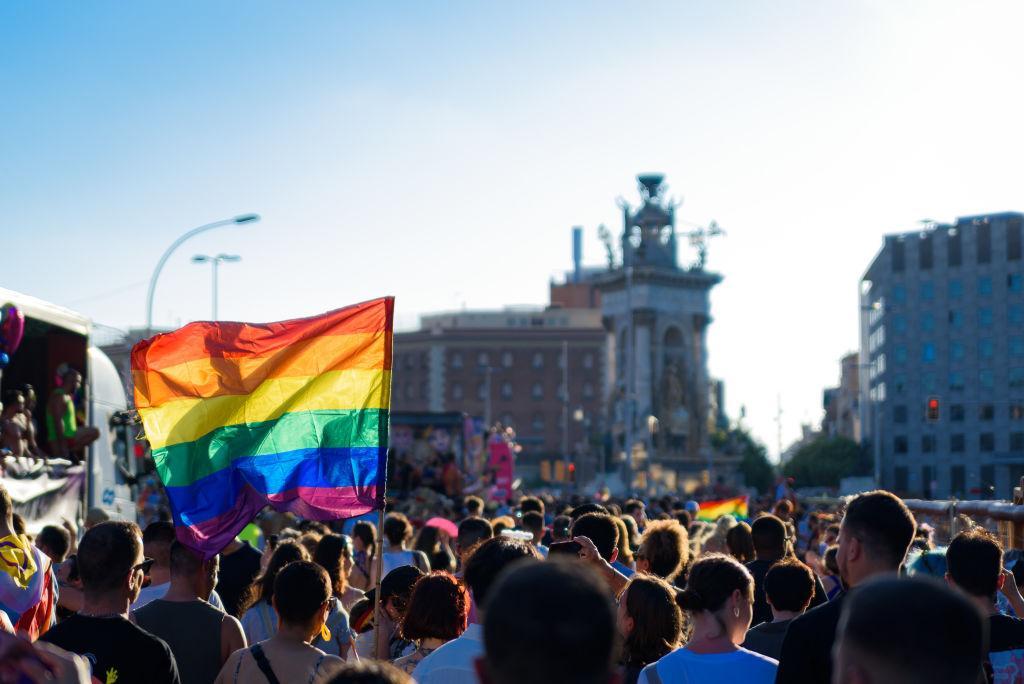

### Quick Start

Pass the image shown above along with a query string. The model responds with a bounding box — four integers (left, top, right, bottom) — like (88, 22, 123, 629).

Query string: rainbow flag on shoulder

(697, 495, 749, 522)
(132, 298, 393, 556)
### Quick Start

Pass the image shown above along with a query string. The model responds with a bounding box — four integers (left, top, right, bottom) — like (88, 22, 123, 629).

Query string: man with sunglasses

(40, 521, 181, 683)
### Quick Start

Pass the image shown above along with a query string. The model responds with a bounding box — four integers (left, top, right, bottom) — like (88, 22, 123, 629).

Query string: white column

(635, 323, 652, 419)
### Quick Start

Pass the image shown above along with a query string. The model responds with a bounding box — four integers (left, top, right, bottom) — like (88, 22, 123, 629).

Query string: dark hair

(946, 528, 1003, 598)
(464, 496, 484, 515)
(37, 525, 71, 562)
(638, 520, 688, 581)
(3, 390, 23, 407)
(837, 576, 984, 684)
(750, 515, 788, 559)
(273, 560, 331, 626)
(297, 520, 330, 536)
(400, 572, 469, 641)
(413, 525, 442, 558)
(325, 660, 412, 684)
(725, 521, 755, 564)
(169, 540, 204, 576)
(521, 511, 544, 535)
(240, 539, 309, 615)
(142, 520, 176, 566)
(352, 521, 377, 558)
(570, 503, 608, 521)
(519, 496, 544, 515)
(764, 558, 815, 613)
(552, 515, 572, 539)
(824, 545, 840, 575)
(613, 517, 634, 566)
(571, 513, 619, 562)
(621, 575, 682, 667)
(383, 513, 412, 546)
(677, 553, 753, 614)
(464, 537, 540, 608)
(78, 521, 142, 594)
(483, 560, 616, 684)
(673, 510, 692, 529)
(624, 500, 645, 516)
(457, 516, 493, 553)
(381, 565, 425, 614)
(313, 534, 350, 597)
(842, 490, 916, 569)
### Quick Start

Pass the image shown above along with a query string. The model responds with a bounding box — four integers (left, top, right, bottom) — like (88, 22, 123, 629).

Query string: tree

(783, 436, 871, 488)
(713, 427, 775, 494)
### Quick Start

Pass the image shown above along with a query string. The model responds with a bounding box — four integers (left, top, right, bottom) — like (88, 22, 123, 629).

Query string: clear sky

(4, 1, 1024, 459)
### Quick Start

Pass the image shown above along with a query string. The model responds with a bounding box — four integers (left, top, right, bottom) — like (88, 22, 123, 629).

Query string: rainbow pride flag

(697, 495, 749, 522)
(132, 298, 393, 556)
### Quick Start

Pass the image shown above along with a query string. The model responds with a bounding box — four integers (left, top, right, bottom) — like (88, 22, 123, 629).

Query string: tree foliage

(782, 436, 871, 488)
(713, 427, 775, 494)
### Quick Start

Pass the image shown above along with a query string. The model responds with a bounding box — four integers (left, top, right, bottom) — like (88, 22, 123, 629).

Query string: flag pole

(372, 506, 386, 659)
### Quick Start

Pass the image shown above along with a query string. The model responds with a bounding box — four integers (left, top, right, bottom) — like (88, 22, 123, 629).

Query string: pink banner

(488, 439, 514, 501)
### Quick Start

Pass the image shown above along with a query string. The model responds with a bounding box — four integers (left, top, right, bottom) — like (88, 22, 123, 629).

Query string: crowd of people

(0, 482, 1023, 683)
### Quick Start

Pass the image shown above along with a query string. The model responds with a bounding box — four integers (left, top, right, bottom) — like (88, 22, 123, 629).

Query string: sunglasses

(132, 558, 155, 575)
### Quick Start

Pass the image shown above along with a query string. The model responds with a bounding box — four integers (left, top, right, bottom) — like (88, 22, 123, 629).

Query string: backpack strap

(249, 644, 282, 684)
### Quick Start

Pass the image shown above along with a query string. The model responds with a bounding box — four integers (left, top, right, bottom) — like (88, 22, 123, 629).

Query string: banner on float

(488, 440, 514, 501)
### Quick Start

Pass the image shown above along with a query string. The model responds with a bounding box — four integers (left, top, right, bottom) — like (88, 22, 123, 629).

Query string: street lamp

(192, 254, 241, 320)
(144, 214, 260, 335)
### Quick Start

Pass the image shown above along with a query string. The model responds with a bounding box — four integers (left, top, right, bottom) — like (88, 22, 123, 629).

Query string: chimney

(572, 226, 583, 283)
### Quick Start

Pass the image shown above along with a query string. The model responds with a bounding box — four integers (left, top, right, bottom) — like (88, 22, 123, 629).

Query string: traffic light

(926, 397, 940, 422)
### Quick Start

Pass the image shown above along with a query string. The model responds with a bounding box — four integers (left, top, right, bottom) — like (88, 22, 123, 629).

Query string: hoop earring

(733, 606, 740, 619)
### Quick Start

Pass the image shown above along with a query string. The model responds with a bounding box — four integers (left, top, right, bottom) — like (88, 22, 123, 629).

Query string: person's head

(245, 539, 309, 611)
(11, 514, 25, 537)
(351, 520, 377, 556)
(491, 516, 516, 537)
(36, 525, 71, 563)
(400, 572, 469, 643)
(273, 560, 333, 640)
(833, 576, 985, 684)
(521, 511, 545, 545)
(519, 496, 544, 516)
(477, 560, 617, 684)
(824, 545, 840, 576)
(571, 513, 619, 563)
(0, 485, 11, 527)
(764, 558, 815, 618)
(750, 515, 788, 560)
(2, 391, 24, 415)
(824, 523, 841, 545)
(84, 507, 110, 530)
(725, 521, 755, 564)
(464, 537, 540, 613)
(617, 575, 682, 666)
(946, 528, 1003, 601)
(772, 499, 794, 520)
(61, 368, 83, 393)
(313, 534, 351, 598)
(676, 553, 755, 645)
(19, 384, 36, 410)
(169, 540, 219, 599)
(381, 565, 426, 621)
(624, 499, 646, 529)
(673, 510, 692, 530)
(77, 521, 145, 604)
(838, 490, 916, 587)
(636, 520, 688, 581)
(383, 512, 413, 547)
(551, 515, 573, 543)
(457, 516, 493, 559)
(465, 496, 484, 517)
(298, 533, 322, 557)
(325, 660, 412, 684)
(570, 502, 608, 521)
(612, 516, 634, 566)
(142, 520, 176, 570)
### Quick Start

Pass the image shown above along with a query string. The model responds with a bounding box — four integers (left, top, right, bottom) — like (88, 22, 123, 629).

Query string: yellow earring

(320, 623, 332, 642)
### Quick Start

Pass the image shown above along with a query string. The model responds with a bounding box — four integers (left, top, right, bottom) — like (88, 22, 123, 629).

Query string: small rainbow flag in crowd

(697, 495, 749, 522)
(132, 298, 393, 556)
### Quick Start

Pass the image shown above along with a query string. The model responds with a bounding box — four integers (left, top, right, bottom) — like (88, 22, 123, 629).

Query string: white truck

(0, 288, 136, 529)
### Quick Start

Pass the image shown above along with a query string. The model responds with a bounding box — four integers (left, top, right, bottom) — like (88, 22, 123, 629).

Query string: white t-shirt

(412, 622, 483, 684)
(638, 647, 777, 684)
(381, 549, 428, 577)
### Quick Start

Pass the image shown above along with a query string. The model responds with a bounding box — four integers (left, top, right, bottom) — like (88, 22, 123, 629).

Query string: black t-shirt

(216, 540, 262, 617)
(987, 614, 1024, 683)
(747, 557, 827, 626)
(40, 615, 180, 684)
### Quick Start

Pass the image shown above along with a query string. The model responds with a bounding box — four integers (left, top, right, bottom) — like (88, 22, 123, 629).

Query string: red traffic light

(926, 397, 940, 422)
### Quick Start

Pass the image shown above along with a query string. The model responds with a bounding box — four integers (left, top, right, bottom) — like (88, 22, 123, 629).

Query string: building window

(948, 279, 963, 299)
(404, 355, 415, 369)
(451, 352, 463, 369)
(582, 382, 594, 400)
(951, 404, 965, 422)
(893, 405, 908, 424)
(1012, 432, 1024, 452)
(921, 312, 935, 332)
(981, 465, 996, 498)
(921, 373, 937, 393)
(951, 342, 965, 361)
(894, 436, 908, 454)
(920, 282, 934, 301)
(892, 284, 907, 303)
(949, 372, 965, 391)
(1012, 404, 1024, 420)
(1012, 337, 1024, 357)
(557, 383, 567, 402)
(405, 383, 415, 399)
(1010, 274, 1024, 293)
(1011, 305, 1024, 325)
(948, 228, 962, 266)
(922, 435, 936, 453)
(951, 465, 966, 497)
(921, 343, 936, 363)
(500, 382, 513, 400)
(532, 353, 544, 370)
(891, 374, 906, 394)
(949, 310, 963, 328)
(1011, 368, 1024, 390)
(502, 352, 514, 368)
(979, 404, 995, 421)
(979, 338, 994, 359)
(531, 412, 545, 432)
(892, 315, 908, 335)
(477, 382, 487, 401)
(980, 369, 995, 390)
(919, 234, 933, 269)
(979, 308, 993, 327)
(477, 352, 489, 368)
(978, 276, 993, 296)
(531, 383, 543, 400)
(951, 434, 966, 453)
(980, 433, 996, 452)
(893, 346, 908, 364)
(451, 383, 464, 401)
(1009, 218, 1022, 261)
(420, 381, 428, 399)
(501, 413, 515, 428)
(583, 353, 594, 370)
(892, 239, 905, 273)
(977, 221, 992, 264)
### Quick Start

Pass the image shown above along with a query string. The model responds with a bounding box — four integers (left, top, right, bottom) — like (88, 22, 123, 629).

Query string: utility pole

(775, 395, 784, 462)
(562, 340, 570, 477)
(624, 264, 635, 491)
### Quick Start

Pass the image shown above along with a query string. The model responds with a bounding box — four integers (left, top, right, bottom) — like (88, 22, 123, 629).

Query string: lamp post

(192, 254, 241, 320)
(144, 214, 260, 335)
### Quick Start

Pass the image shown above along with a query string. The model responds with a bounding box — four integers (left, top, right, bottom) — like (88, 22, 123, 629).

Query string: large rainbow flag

(132, 298, 393, 556)
(697, 495, 749, 522)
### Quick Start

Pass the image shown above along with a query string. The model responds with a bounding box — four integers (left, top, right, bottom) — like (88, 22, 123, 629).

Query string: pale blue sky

(4, 1, 1024, 457)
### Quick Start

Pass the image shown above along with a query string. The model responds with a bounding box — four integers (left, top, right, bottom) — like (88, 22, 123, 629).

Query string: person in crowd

(1, 390, 29, 458)
(726, 521, 755, 564)
(464, 496, 484, 518)
(0, 484, 56, 639)
(315, 534, 365, 612)
(18, 384, 47, 459)
(673, 509, 692, 532)
(624, 499, 647, 532)
(413, 525, 457, 573)
(832, 576, 985, 684)
(240, 539, 309, 644)
(134, 520, 175, 608)
(490, 516, 516, 537)
(741, 557, 814, 660)
(455, 517, 493, 571)
(945, 527, 1024, 681)
(216, 561, 345, 683)
(326, 660, 412, 684)
(571, 502, 609, 521)
(617, 575, 683, 684)
(635, 519, 688, 584)
(35, 525, 71, 564)
(613, 516, 635, 571)
(638, 554, 777, 684)
(746, 514, 826, 625)
(476, 559, 617, 684)
(136, 541, 246, 684)
(216, 533, 264, 618)
(349, 521, 377, 592)
(551, 515, 573, 544)
(573, 513, 631, 578)
(620, 515, 642, 550)
(519, 495, 544, 516)
(46, 368, 99, 460)
(776, 490, 916, 684)
(413, 537, 540, 683)
(300, 532, 323, 558)
(702, 514, 737, 555)
(40, 521, 180, 683)
(380, 513, 430, 579)
(354, 565, 424, 661)
(84, 507, 110, 531)
(521, 511, 548, 557)
(309, 534, 357, 658)
(393, 572, 469, 674)
(819, 545, 843, 599)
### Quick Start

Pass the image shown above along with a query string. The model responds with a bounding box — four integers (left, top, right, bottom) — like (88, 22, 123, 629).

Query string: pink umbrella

(425, 517, 459, 538)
